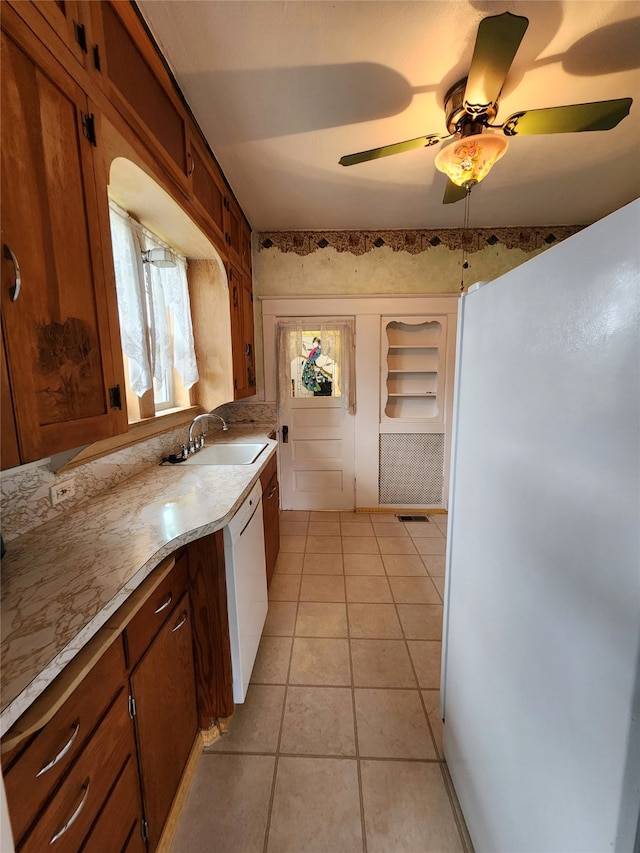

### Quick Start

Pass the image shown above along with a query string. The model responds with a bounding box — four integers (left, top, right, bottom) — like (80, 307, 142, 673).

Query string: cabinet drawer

(125, 552, 188, 667)
(19, 688, 136, 853)
(80, 752, 143, 853)
(2, 637, 126, 846)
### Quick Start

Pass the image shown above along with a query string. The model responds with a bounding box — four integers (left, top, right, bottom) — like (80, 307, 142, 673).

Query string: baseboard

(356, 507, 448, 515)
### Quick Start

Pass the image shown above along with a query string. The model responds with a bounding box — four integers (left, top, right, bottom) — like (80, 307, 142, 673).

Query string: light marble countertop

(0, 427, 277, 737)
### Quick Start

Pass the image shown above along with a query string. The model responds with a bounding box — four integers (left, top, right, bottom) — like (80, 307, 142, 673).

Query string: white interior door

(278, 324, 355, 510)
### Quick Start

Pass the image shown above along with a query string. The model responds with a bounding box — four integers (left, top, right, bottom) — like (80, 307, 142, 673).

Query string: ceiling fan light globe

(435, 133, 509, 187)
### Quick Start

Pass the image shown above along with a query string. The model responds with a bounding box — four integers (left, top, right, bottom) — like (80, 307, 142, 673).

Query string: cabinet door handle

(171, 610, 188, 633)
(49, 779, 90, 845)
(36, 720, 80, 777)
(267, 486, 277, 499)
(3, 244, 21, 301)
(154, 592, 173, 614)
(187, 150, 195, 177)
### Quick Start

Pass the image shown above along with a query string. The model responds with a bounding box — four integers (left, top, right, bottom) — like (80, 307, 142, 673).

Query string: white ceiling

(137, 1, 640, 231)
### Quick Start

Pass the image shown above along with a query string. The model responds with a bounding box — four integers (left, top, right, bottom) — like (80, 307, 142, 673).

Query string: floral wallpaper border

(257, 226, 583, 256)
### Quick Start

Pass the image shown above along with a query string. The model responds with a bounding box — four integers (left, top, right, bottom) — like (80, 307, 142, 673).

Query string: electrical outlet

(50, 479, 76, 507)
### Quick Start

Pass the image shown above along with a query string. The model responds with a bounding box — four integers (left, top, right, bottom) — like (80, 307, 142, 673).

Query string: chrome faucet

(187, 412, 228, 451)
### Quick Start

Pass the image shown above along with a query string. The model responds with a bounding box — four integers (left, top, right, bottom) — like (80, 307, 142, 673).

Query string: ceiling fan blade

(443, 180, 468, 205)
(339, 133, 442, 166)
(502, 98, 633, 135)
(464, 12, 529, 116)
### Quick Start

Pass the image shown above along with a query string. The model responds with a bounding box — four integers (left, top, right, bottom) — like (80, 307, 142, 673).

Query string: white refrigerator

(442, 199, 640, 852)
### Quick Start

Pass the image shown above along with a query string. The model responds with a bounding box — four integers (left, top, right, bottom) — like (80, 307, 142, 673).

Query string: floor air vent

(397, 515, 430, 522)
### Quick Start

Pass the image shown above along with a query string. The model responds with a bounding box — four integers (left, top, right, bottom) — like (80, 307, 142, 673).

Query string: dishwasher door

(224, 481, 268, 703)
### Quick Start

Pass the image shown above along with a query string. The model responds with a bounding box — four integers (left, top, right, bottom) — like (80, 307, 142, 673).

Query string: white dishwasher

(223, 480, 268, 703)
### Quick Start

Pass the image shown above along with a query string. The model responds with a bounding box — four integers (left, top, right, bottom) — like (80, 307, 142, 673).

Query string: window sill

(54, 406, 201, 472)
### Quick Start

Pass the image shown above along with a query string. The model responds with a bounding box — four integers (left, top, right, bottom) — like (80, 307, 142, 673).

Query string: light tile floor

(170, 511, 472, 853)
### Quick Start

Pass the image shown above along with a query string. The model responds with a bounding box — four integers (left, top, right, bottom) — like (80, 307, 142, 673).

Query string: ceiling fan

(338, 11, 633, 204)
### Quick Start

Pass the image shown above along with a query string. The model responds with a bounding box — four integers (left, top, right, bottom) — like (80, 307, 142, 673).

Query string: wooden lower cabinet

(187, 531, 234, 726)
(19, 690, 138, 853)
(1, 638, 134, 851)
(129, 591, 198, 852)
(81, 753, 146, 852)
(2, 544, 231, 852)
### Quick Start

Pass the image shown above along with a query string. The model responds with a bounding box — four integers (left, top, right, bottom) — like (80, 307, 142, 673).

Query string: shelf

(382, 318, 444, 421)
(384, 397, 439, 419)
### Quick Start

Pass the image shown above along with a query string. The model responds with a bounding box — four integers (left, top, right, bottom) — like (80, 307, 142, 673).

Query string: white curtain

(108, 202, 199, 396)
(109, 203, 151, 396)
(275, 319, 356, 413)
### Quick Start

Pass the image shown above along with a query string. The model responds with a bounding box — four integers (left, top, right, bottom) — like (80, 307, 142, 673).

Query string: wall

(252, 226, 581, 395)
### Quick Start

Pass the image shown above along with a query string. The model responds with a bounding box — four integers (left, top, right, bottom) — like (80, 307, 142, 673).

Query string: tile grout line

(341, 530, 369, 853)
(260, 520, 306, 853)
(266, 515, 456, 851)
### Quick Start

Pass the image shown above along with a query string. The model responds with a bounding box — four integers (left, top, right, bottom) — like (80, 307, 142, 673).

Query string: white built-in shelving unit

(382, 319, 444, 422)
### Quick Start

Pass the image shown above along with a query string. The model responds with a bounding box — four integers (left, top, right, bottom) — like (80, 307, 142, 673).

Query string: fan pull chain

(460, 186, 472, 292)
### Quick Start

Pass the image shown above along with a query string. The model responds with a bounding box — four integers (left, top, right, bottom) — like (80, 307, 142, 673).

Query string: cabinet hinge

(93, 44, 101, 72)
(141, 819, 148, 842)
(81, 112, 97, 146)
(128, 694, 136, 719)
(108, 385, 122, 410)
(73, 21, 88, 53)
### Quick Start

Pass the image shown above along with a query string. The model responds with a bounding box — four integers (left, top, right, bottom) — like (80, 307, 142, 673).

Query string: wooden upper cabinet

(100, 1, 188, 186)
(228, 263, 256, 400)
(225, 195, 243, 267)
(1, 329, 20, 470)
(6, 1, 104, 78)
(188, 131, 227, 247)
(241, 219, 253, 275)
(0, 19, 127, 466)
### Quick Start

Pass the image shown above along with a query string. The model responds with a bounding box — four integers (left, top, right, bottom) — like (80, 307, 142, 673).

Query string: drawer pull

(3, 243, 21, 301)
(154, 592, 173, 614)
(49, 779, 90, 845)
(36, 720, 80, 777)
(171, 611, 188, 633)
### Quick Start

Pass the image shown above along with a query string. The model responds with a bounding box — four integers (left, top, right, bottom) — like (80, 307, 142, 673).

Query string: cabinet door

(241, 269, 257, 397)
(100, 1, 188, 186)
(29, 1, 87, 67)
(241, 220, 253, 275)
(228, 264, 256, 399)
(225, 196, 243, 267)
(0, 26, 126, 464)
(189, 133, 226, 248)
(0, 327, 19, 469)
(130, 593, 198, 852)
